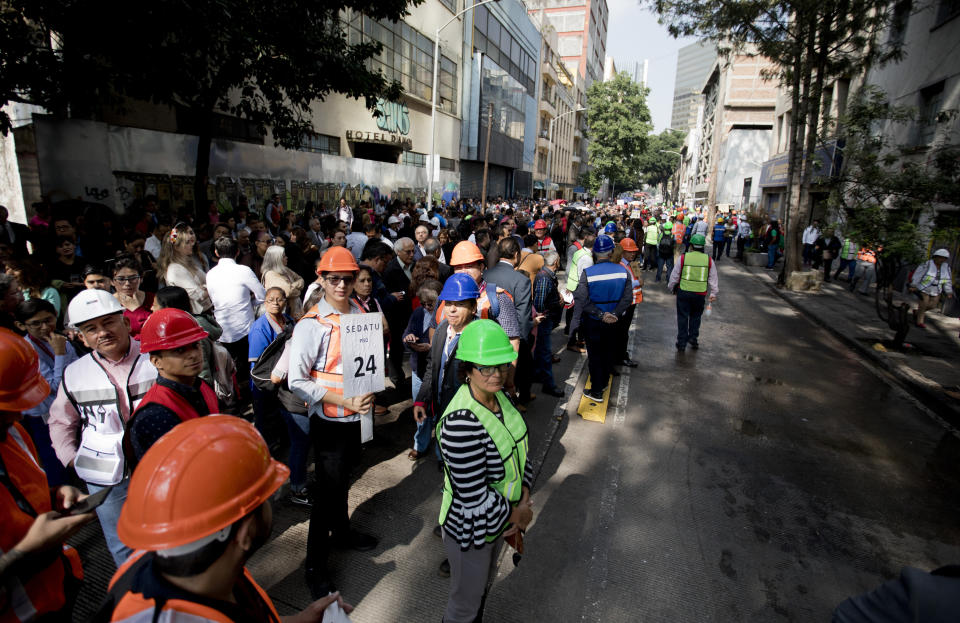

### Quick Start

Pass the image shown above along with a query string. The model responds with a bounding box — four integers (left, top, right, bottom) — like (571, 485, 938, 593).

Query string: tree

(638, 129, 685, 201)
(651, 0, 904, 285)
(2, 0, 420, 218)
(585, 72, 652, 197)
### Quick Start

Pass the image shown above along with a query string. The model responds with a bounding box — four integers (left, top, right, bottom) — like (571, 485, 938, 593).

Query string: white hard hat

(387, 215, 401, 225)
(933, 248, 950, 259)
(67, 289, 124, 328)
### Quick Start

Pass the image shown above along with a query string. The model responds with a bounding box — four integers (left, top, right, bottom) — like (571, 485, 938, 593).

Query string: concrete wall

(716, 128, 770, 209)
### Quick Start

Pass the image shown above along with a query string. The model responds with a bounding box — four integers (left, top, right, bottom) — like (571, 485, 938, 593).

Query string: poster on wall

(216, 178, 238, 214)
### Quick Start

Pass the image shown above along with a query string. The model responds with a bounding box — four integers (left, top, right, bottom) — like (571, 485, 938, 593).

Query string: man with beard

(98, 416, 352, 621)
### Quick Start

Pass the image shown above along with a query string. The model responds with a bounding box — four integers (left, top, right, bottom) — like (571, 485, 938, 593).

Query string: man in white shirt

(206, 236, 266, 402)
(802, 220, 821, 266)
(346, 227, 369, 260)
(144, 215, 172, 261)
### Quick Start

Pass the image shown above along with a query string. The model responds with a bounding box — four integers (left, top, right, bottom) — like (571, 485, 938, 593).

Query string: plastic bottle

(705, 303, 713, 318)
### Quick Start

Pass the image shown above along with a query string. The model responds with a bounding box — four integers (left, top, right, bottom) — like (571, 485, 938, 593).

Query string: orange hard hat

(534, 219, 548, 230)
(316, 246, 359, 274)
(139, 308, 209, 353)
(619, 238, 640, 252)
(450, 241, 485, 266)
(0, 329, 50, 411)
(118, 415, 289, 551)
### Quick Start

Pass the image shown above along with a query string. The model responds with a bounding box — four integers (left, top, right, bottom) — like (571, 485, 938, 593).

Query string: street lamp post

(546, 106, 586, 199)
(427, 0, 500, 212)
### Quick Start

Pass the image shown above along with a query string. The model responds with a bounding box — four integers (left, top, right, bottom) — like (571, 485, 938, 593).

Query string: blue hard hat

(593, 235, 615, 254)
(604, 223, 616, 234)
(438, 273, 480, 302)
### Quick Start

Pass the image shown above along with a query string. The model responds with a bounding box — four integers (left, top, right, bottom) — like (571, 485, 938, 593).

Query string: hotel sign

(345, 130, 413, 150)
(346, 98, 413, 149)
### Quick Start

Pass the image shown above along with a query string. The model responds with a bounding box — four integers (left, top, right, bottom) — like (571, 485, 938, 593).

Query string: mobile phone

(62, 485, 114, 516)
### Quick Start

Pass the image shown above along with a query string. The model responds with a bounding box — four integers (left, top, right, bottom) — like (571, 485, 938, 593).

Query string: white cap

(67, 289, 124, 328)
(387, 215, 401, 225)
(933, 248, 950, 259)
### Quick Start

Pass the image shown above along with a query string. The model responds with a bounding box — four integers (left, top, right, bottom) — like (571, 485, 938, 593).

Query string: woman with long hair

(157, 222, 211, 314)
(5, 259, 60, 318)
(111, 254, 154, 340)
(261, 244, 305, 319)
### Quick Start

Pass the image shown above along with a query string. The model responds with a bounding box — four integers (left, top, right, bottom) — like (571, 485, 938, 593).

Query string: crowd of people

(0, 193, 953, 622)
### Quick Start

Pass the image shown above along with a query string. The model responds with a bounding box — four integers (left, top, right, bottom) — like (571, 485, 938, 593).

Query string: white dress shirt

(206, 258, 267, 344)
(144, 234, 162, 260)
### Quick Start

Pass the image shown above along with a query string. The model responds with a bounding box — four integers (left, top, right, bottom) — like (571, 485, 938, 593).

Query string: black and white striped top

(439, 407, 534, 551)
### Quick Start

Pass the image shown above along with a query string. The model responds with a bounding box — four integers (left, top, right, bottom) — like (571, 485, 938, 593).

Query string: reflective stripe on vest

(301, 310, 356, 420)
(620, 259, 643, 304)
(857, 249, 876, 263)
(566, 246, 591, 291)
(679, 252, 710, 293)
(436, 385, 528, 541)
(584, 262, 629, 313)
(62, 352, 157, 485)
(917, 261, 945, 291)
(841, 239, 856, 259)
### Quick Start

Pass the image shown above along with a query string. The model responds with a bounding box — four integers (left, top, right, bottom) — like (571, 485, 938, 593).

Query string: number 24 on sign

(340, 313, 385, 398)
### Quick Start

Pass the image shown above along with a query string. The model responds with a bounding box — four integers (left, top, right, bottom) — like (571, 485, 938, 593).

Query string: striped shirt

(439, 406, 534, 550)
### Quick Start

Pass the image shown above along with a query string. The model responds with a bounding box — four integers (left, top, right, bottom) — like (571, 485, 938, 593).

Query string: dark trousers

(656, 255, 674, 282)
(583, 315, 618, 393)
(306, 417, 362, 579)
(822, 258, 834, 280)
(736, 236, 746, 259)
(676, 290, 706, 348)
(516, 337, 534, 402)
(616, 305, 635, 361)
(725, 238, 733, 257)
(388, 320, 407, 383)
(533, 317, 557, 390)
(223, 336, 250, 403)
(643, 244, 658, 269)
(834, 258, 856, 282)
(712, 240, 725, 260)
(802, 243, 815, 264)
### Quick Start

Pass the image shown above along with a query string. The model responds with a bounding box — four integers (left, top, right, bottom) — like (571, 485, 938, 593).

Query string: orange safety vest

(1, 423, 83, 623)
(620, 259, 643, 304)
(301, 306, 356, 420)
(107, 551, 281, 622)
(857, 248, 876, 263)
(673, 223, 686, 244)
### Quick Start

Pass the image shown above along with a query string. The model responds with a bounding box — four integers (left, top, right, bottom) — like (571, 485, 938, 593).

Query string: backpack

(210, 342, 237, 409)
(658, 236, 674, 255)
(250, 325, 294, 392)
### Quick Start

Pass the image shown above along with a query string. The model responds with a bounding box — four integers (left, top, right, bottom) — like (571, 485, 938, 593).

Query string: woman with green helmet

(435, 319, 534, 622)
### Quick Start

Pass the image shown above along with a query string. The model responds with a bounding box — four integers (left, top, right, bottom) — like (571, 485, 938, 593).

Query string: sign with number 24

(340, 313, 386, 398)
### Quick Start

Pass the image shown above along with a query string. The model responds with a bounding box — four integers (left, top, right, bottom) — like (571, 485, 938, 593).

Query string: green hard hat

(690, 233, 706, 246)
(663, 222, 673, 231)
(456, 319, 518, 366)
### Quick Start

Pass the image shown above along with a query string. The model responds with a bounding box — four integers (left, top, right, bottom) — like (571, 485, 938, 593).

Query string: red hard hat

(140, 308, 209, 353)
(619, 238, 639, 252)
(534, 219, 548, 230)
(450, 241, 485, 266)
(0, 329, 50, 411)
(316, 246, 359, 274)
(118, 415, 289, 551)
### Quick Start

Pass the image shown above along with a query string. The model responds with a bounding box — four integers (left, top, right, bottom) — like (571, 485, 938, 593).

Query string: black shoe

(542, 385, 564, 397)
(438, 559, 451, 578)
(290, 488, 312, 508)
(583, 387, 604, 402)
(335, 530, 378, 552)
(433, 524, 442, 538)
(610, 368, 621, 376)
(676, 344, 686, 353)
(621, 357, 638, 368)
(689, 340, 699, 350)
(306, 571, 336, 600)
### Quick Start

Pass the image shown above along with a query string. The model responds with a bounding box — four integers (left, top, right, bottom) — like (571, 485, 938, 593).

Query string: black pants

(712, 240, 725, 260)
(736, 236, 746, 259)
(676, 290, 706, 348)
(822, 258, 835, 281)
(583, 315, 618, 393)
(643, 244, 658, 269)
(388, 317, 408, 383)
(616, 305, 636, 362)
(222, 337, 250, 402)
(516, 337, 534, 402)
(306, 417, 362, 579)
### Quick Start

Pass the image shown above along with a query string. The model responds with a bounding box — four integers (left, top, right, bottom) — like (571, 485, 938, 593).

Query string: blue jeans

(413, 413, 436, 454)
(533, 317, 558, 390)
(281, 409, 311, 492)
(22, 415, 66, 487)
(87, 480, 133, 567)
(656, 255, 674, 282)
(676, 290, 706, 348)
(766, 245, 780, 268)
(411, 370, 422, 402)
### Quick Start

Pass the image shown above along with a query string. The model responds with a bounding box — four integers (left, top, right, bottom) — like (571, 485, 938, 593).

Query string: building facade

(526, 0, 609, 87)
(694, 51, 777, 213)
(670, 41, 717, 135)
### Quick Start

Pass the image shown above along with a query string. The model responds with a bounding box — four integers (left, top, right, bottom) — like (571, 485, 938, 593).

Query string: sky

(604, 0, 700, 132)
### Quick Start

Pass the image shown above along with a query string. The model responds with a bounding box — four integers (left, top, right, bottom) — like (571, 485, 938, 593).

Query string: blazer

(484, 260, 533, 339)
(414, 320, 463, 415)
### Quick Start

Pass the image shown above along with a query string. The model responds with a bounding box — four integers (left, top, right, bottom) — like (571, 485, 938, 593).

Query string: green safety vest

(840, 238, 856, 260)
(679, 251, 710, 293)
(644, 225, 662, 245)
(436, 384, 528, 540)
(566, 245, 591, 291)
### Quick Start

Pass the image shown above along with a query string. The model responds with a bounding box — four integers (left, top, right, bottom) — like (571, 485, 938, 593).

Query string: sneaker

(689, 340, 699, 350)
(290, 488, 312, 508)
(306, 571, 336, 601)
(583, 387, 604, 402)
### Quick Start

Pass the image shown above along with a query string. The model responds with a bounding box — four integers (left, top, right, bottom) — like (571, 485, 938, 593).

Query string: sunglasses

(324, 275, 355, 286)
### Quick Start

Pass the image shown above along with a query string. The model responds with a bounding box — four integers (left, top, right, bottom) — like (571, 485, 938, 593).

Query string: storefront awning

(549, 183, 560, 191)
(533, 181, 544, 190)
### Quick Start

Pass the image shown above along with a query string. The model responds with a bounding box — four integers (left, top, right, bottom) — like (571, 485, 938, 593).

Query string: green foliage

(637, 129, 685, 196)
(0, 0, 420, 146)
(585, 72, 652, 192)
(577, 170, 603, 195)
(829, 85, 960, 263)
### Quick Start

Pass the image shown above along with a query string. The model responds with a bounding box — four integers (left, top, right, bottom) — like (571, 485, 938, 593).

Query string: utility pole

(480, 102, 494, 210)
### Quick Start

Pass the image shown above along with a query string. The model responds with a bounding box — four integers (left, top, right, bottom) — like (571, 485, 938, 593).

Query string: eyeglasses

(24, 317, 56, 329)
(476, 363, 511, 377)
(114, 275, 141, 283)
(324, 275, 355, 286)
(264, 298, 286, 305)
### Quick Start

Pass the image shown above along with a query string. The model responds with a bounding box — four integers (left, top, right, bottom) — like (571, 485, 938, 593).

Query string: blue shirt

(24, 336, 79, 421)
(248, 313, 293, 368)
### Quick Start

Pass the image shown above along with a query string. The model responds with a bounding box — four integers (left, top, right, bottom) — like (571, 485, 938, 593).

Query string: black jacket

(415, 320, 463, 415)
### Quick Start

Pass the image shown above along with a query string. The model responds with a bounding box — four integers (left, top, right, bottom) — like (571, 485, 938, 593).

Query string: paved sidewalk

(739, 262, 960, 429)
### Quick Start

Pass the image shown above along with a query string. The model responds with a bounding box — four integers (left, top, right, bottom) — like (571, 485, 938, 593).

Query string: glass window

(401, 151, 426, 167)
(300, 134, 340, 156)
(488, 16, 500, 46)
(475, 5, 487, 33)
(439, 0, 456, 13)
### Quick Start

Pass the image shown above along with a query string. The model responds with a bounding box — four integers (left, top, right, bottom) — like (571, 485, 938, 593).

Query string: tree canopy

(638, 128, 686, 200)
(585, 72, 652, 196)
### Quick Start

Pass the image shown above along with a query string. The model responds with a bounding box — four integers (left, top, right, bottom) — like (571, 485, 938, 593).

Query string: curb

(737, 263, 960, 432)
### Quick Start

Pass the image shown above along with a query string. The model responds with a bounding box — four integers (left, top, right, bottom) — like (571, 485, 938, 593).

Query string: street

(70, 259, 960, 621)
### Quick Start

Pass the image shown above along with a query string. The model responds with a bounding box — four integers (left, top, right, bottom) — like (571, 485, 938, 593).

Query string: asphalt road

(70, 258, 960, 621)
